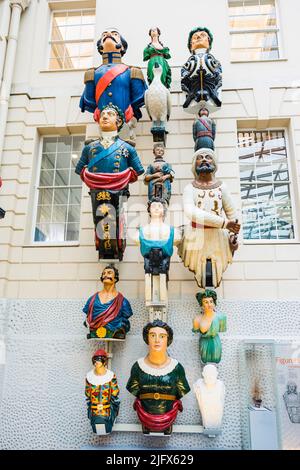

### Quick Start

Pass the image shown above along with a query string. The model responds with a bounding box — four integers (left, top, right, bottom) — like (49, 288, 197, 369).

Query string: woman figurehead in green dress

(143, 27, 172, 89)
(193, 289, 226, 364)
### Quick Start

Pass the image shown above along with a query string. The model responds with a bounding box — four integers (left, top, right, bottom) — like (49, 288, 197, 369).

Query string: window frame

(228, 0, 283, 63)
(237, 126, 299, 244)
(31, 134, 84, 246)
(47, 7, 96, 71)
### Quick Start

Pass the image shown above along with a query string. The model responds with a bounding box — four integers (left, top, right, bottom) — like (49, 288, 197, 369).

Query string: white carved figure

(194, 364, 225, 433)
(178, 148, 240, 288)
(145, 64, 172, 133)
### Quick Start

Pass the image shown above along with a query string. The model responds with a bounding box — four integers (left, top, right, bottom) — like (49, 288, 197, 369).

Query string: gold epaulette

(84, 68, 95, 83)
(130, 66, 145, 81)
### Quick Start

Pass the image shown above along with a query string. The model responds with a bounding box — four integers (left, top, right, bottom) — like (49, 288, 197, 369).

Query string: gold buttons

(108, 92, 112, 97)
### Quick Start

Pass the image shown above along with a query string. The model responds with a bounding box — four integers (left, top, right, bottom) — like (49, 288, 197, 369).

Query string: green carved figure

(143, 27, 172, 89)
(192, 289, 226, 364)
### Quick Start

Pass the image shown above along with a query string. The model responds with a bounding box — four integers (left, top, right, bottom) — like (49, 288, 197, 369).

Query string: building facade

(0, 0, 299, 450)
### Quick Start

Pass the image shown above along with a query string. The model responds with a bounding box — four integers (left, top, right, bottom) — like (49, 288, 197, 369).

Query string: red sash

(134, 398, 183, 431)
(81, 167, 138, 190)
(95, 64, 128, 104)
(94, 64, 134, 123)
(87, 292, 124, 330)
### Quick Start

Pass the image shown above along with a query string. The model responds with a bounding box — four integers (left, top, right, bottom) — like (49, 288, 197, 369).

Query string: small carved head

(100, 264, 119, 284)
(97, 29, 128, 56)
(143, 319, 174, 348)
(188, 27, 213, 52)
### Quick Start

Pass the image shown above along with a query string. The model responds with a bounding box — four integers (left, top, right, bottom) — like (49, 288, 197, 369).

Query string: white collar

(86, 368, 114, 385)
(194, 47, 208, 55)
(137, 357, 178, 376)
(100, 130, 118, 139)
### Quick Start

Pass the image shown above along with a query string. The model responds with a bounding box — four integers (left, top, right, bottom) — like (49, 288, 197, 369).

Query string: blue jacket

(75, 137, 144, 176)
(80, 52, 147, 121)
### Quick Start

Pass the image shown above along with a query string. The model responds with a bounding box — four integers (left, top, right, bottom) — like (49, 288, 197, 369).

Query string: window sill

(40, 69, 89, 73)
(23, 242, 80, 247)
(231, 58, 287, 64)
(242, 239, 299, 245)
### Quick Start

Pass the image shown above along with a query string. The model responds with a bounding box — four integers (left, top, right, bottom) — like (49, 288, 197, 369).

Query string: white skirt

(178, 225, 233, 288)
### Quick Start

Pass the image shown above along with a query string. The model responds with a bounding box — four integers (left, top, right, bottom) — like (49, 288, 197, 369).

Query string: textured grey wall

(0, 298, 299, 450)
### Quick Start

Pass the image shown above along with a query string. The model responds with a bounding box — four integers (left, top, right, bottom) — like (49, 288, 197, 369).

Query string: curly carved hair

(196, 289, 217, 307)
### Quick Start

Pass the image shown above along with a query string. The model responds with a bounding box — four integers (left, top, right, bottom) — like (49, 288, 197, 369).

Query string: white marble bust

(194, 364, 225, 431)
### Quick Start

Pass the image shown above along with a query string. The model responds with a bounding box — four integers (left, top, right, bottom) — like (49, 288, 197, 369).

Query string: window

(34, 136, 84, 243)
(229, 0, 280, 61)
(49, 9, 95, 70)
(238, 130, 295, 240)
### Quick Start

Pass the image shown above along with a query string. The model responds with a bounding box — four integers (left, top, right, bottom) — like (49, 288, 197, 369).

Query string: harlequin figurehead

(147, 197, 167, 218)
(143, 319, 174, 347)
(97, 28, 128, 56)
(196, 289, 217, 312)
(192, 148, 218, 178)
(97, 104, 125, 129)
(92, 348, 108, 366)
(100, 264, 119, 285)
(188, 27, 213, 53)
(153, 143, 165, 159)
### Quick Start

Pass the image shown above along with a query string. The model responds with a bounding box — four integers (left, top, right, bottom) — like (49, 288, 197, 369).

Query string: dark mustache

(103, 35, 118, 44)
(103, 276, 113, 280)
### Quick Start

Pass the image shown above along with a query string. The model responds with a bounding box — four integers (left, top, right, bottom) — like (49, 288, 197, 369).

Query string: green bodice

(143, 45, 172, 89)
(126, 358, 190, 414)
(193, 314, 227, 364)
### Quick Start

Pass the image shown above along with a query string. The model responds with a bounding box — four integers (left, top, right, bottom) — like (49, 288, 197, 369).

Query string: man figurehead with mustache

(80, 28, 147, 125)
(178, 148, 240, 289)
(82, 264, 134, 340)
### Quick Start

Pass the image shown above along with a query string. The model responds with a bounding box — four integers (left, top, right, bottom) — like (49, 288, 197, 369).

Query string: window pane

(57, 136, 71, 152)
(35, 136, 83, 243)
(40, 170, 55, 187)
(70, 171, 81, 185)
(230, 14, 276, 30)
(38, 188, 53, 206)
(41, 153, 56, 170)
(36, 205, 51, 223)
(66, 11, 82, 26)
(238, 130, 294, 240)
(69, 188, 82, 205)
(43, 137, 57, 153)
(72, 136, 85, 152)
(49, 9, 95, 70)
(56, 152, 71, 169)
(81, 25, 94, 40)
(65, 223, 80, 241)
(67, 205, 80, 223)
(65, 25, 81, 41)
(52, 205, 68, 223)
(55, 169, 70, 186)
(53, 188, 68, 205)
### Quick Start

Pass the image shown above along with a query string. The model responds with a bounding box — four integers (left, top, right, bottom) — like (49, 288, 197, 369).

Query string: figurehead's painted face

(101, 268, 116, 286)
(201, 296, 216, 312)
(191, 30, 210, 51)
(195, 153, 215, 175)
(100, 29, 122, 53)
(153, 144, 165, 159)
(149, 201, 165, 219)
(99, 108, 118, 132)
(148, 327, 168, 354)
